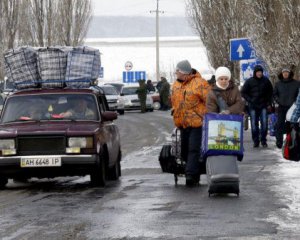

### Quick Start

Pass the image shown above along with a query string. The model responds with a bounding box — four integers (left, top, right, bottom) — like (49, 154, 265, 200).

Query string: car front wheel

(153, 101, 161, 110)
(0, 176, 8, 189)
(117, 109, 125, 115)
(108, 150, 121, 180)
(90, 155, 106, 187)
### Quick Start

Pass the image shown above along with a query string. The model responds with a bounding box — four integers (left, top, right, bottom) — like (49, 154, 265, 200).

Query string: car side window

(98, 95, 109, 112)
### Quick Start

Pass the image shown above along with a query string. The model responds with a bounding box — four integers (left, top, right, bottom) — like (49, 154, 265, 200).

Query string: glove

(220, 110, 230, 115)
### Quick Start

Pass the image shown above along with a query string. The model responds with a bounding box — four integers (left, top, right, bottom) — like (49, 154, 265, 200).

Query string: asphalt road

(0, 110, 300, 240)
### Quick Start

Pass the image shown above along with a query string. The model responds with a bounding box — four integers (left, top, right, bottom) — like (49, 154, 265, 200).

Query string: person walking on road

(241, 65, 273, 148)
(206, 66, 244, 114)
(273, 68, 299, 148)
(137, 79, 147, 113)
(146, 79, 155, 92)
(159, 77, 170, 110)
(171, 60, 211, 186)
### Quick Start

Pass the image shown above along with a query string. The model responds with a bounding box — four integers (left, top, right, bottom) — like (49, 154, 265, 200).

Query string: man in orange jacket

(171, 60, 211, 186)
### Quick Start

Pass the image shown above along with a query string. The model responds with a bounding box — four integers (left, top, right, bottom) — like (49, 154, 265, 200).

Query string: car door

(98, 94, 120, 166)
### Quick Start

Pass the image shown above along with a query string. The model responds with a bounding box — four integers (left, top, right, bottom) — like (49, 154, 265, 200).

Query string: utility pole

(150, 0, 164, 82)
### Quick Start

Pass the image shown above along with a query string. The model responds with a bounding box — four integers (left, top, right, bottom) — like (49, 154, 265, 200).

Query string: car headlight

(0, 139, 16, 156)
(68, 137, 93, 148)
(0, 139, 15, 149)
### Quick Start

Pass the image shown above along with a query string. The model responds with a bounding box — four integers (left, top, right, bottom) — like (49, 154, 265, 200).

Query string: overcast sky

(91, 0, 187, 17)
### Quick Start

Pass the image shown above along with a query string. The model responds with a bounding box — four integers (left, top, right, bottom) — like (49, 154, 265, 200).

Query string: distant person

(156, 78, 162, 92)
(171, 60, 211, 186)
(273, 68, 299, 148)
(159, 77, 170, 110)
(241, 65, 273, 148)
(136, 79, 147, 113)
(206, 67, 244, 114)
(146, 79, 155, 92)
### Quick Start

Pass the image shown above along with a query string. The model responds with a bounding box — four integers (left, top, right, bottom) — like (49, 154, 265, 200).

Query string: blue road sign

(123, 71, 146, 83)
(99, 67, 104, 78)
(230, 38, 256, 61)
(240, 59, 269, 83)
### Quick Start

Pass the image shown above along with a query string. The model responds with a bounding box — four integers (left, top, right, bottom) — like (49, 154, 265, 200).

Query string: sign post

(230, 38, 256, 61)
(122, 71, 147, 83)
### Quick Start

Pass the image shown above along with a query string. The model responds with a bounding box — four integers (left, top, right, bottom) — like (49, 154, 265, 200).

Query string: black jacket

(241, 66, 273, 109)
(273, 71, 299, 107)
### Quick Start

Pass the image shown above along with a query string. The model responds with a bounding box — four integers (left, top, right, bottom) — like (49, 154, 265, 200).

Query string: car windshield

(102, 86, 118, 95)
(105, 83, 123, 93)
(1, 93, 99, 123)
(122, 87, 138, 95)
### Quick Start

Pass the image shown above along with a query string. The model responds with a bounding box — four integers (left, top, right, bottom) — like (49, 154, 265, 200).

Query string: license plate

(21, 156, 61, 168)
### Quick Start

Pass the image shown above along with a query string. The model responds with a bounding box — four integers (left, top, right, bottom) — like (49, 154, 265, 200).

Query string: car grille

(17, 136, 66, 155)
(131, 99, 140, 103)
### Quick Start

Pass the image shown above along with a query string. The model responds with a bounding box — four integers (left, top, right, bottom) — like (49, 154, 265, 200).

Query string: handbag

(268, 113, 277, 137)
(286, 103, 297, 122)
(282, 127, 300, 161)
(202, 113, 244, 160)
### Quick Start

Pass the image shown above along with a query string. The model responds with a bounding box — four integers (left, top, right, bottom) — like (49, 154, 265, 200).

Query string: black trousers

(275, 106, 290, 145)
(180, 127, 205, 176)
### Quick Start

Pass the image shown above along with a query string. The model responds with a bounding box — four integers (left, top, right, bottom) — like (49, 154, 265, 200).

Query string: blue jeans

(249, 107, 268, 144)
(180, 127, 203, 176)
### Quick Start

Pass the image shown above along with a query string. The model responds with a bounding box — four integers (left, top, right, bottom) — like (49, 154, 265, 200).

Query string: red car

(0, 87, 121, 188)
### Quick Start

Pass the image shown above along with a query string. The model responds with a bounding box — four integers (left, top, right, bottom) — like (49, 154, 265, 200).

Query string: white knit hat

(215, 66, 231, 81)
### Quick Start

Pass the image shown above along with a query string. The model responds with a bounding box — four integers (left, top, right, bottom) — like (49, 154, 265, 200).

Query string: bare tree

(56, 0, 92, 46)
(0, 0, 20, 80)
(186, 0, 248, 82)
(0, 0, 93, 79)
(187, 0, 300, 83)
(3, 0, 20, 49)
(18, 0, 59, 46)
(244, 0, 300, 81)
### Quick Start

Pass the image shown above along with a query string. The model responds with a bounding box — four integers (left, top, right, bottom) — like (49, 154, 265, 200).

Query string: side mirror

(101, 111, 118, 122)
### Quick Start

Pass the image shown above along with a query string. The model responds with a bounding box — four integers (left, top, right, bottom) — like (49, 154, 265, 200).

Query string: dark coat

(159, 78, 170, 105)
(273, 71, 299, 107)
(206, 81, 244, 114)
(241, 66, 273, 109)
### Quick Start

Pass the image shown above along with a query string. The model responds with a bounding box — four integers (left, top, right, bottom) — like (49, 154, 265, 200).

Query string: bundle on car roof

(4, 46, 101, 90)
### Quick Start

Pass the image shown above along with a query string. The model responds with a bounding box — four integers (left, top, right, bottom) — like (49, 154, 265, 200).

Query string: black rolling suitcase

(206, 155, 239, 196)
(159, 128, 185, 185)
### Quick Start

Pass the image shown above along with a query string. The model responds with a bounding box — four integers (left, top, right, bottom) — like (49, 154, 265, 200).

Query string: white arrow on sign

(237, 44, 245, 58)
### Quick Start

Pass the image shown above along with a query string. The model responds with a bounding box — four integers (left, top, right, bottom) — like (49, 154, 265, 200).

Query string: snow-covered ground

(84, 36, 213, 83)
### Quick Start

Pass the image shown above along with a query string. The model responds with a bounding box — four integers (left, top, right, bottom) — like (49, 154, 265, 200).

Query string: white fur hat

(215, 66, 231, 81)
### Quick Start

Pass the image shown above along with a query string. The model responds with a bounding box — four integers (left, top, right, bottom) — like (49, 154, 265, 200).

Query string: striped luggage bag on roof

(65, 46, 101, 88)
(37, 47, 72, 88)
(4, 46, 39, 90)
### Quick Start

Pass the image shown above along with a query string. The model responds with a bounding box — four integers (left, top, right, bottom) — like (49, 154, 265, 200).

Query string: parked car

(104, 83, 124, 94)
(148, 87, 161, 110)
(117, 85, 154, 114)
(0, 87, 122, 189)
(97, 84, 124, 112)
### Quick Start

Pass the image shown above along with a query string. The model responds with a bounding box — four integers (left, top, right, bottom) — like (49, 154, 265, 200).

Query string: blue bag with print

(268, 113, 277, 137)
(202, 113, 244, 159)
